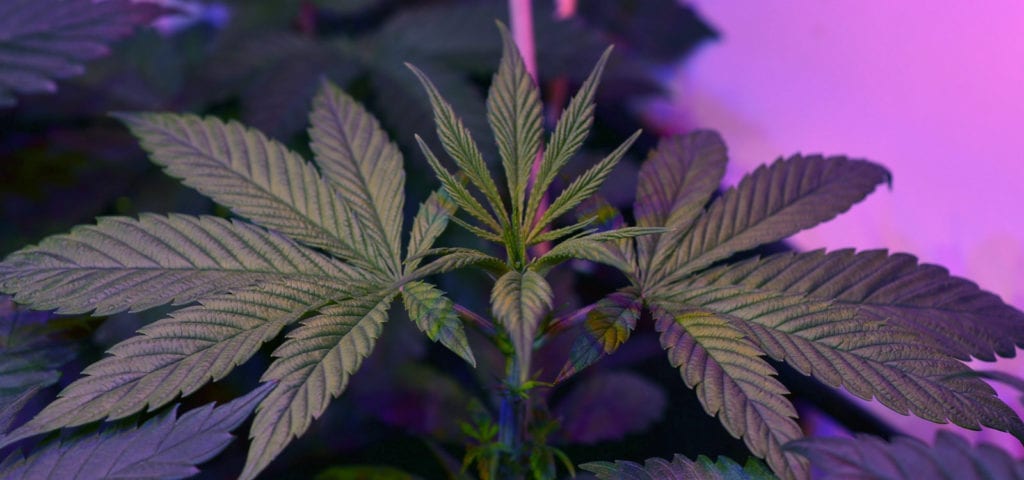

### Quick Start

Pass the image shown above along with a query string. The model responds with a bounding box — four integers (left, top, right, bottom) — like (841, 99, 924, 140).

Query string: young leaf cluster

(407, 22, 654, 379)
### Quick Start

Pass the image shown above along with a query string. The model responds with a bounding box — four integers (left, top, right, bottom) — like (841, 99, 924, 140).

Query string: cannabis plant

(2, 23, 1023, 480)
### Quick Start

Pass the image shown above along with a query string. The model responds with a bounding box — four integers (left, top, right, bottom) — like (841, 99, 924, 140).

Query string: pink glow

(657, 0, 1024, 451)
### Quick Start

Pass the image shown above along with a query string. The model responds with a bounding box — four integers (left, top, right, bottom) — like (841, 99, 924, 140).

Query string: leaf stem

(454, 303, 497, 336)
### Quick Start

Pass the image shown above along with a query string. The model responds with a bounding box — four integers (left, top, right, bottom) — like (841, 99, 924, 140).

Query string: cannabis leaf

(557, 291, 641, 381)
(786, 431, 1024, 479)
(0, 214, 364, 315)
(557, 129, 1024, 479)
(694, 248, 1024, 361)
(309, 80, 406, 276)
(0, 384, 272, 480)
(679, 258, 1024, 436)
(651, 303, 806, 479)
(651, 153, 891, 287)
(487, 23, 543, 224)
(1, 281, 345, 445)
(581, 454, 776, 480)
(0, 0, 159, 107)
(634, 132, 727, 281)
(0, 77, 471, 479)
(116, 114, 381, 273)
(244, 290, 396, 480)
(491, 270, 552, 378)
(402, 281, 475, 365)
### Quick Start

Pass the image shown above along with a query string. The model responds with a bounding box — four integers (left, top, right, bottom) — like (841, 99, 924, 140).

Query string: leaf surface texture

(0, 384, 271, 480)
(0, 214, 358, 315)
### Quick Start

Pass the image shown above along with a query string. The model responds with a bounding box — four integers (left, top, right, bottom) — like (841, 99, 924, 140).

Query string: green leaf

(116, 113, 385, 273)
(409, 248, 507, 280)
(401, 281, 475, 366)
(491, 271, 552, 378)
(0, 214, 362, 315)
(533, 227, 664, 274)
(310, 80, 406, 277)
(407, 63, 507, 226)
(530, 130, 641, 239)
(664, 282, 1024, 442)
(695, 248, 1024, 361)
(786, 431, 1024, 480)
(0, 281, 352, 448)
(556, 291, 641, 382)
(649, 302, 806, 480)
(634, 132, 727, 284)
(0, 0, 157, 107)
(488, 22, 543, 222)
(526, 47, 612, 230)
(366, 58, 495, 167)
(581, 454, 777, 480)
(242, 290, 396, 480)
(0, 384, 272, 480)
(405, 190, 457, 273)
(654, 155, 890, 287)
(415, 135, 502, 235)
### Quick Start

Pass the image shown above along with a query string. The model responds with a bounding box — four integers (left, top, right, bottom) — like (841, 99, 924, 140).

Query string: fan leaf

(695, 248, 1024, 361)
(634, 132, 727, 285)
(0, 281, 351, 449)
(115, 113, 385, 273)
(401, 281, 475, 366)
(786, 431, 1024, 480)
(488, 22, 543, 221)
(0, 0, 158, 107)
(650, 302, 806, 480)
(242, 290, 396, 480)
(656, 155, 890, 286)
(533, 227, 663, 274)
(0, 214, 361, 315)
(0, 384, 272, 480)
(581, 454, 776, 480)
(530, 130, 641, 239)
(310, 81, 406, 276)
(526, 47, 612, 229)
(410, 248, 507, 279)
(407, 64, 507, 226)
(415, 135, 502, 235)
(665, 282, 1024, 441)
(491, 270, 553, 378)
(406, 191, 456, 273)
(557, 291, 641, 382)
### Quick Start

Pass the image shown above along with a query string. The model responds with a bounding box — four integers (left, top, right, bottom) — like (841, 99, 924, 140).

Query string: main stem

(497, 354, 524, 477)
(495, 2, 537, 476)
(495, 1, 577, 477)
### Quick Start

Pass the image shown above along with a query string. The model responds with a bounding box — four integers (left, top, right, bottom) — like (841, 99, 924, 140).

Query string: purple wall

(651, 0, 1024, 453)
